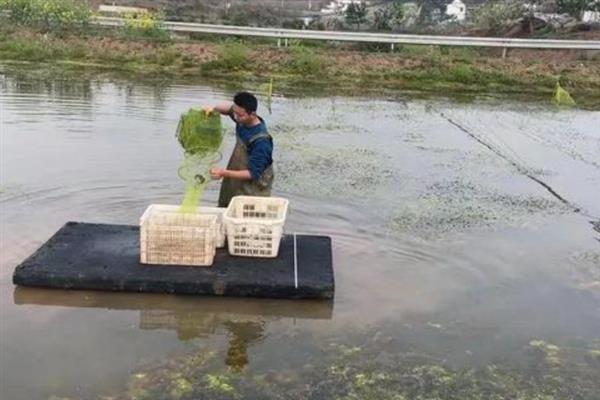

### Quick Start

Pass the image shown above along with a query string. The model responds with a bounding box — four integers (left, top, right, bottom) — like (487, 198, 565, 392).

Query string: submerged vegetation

(90, 328, 600, 400)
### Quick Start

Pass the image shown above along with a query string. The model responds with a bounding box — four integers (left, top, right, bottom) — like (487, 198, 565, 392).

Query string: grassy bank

(1, 22, 600, 107)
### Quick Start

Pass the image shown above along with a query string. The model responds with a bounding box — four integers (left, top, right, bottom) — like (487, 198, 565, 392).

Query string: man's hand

(202, 106, 214, 115)
(210, 167, 225, 180)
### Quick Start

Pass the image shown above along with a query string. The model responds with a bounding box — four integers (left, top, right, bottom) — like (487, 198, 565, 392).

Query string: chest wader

(218, 132, 274, 208)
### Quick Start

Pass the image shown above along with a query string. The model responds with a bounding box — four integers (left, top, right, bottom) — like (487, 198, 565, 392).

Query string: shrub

(288, 45, 322, 74)
(0, 0, 91, 32)
(449, 63, 476, 83)
(202, 41, 249, 72)
(473, 0, 527, 35)
(123, 11, 170, 42)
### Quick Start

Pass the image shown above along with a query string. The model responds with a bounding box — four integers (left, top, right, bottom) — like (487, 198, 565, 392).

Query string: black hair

(233, 92, 258, 114)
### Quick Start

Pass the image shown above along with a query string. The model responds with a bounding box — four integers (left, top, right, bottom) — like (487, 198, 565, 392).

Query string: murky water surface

(1, 68, 599, 399)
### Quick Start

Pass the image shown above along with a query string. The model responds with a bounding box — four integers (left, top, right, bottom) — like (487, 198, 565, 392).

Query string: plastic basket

(223, 196, 289, 258)
(140, 204, 218, 266)
(197, 206, 227, 248)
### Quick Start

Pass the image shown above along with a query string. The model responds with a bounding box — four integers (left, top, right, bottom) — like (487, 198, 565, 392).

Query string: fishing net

(176, 109, 223, 213)
(553, 82, 576, 107)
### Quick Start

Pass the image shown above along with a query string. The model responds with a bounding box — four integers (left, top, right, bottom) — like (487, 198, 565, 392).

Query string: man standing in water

(205, 92, 274, 208)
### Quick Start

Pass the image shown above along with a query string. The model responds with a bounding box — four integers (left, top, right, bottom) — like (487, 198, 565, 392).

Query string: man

(206, 92, 274, 208)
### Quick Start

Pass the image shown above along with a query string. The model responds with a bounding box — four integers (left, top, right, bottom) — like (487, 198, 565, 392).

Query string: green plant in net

(176, 109, 223, 213)
(553, 82, 576, 107)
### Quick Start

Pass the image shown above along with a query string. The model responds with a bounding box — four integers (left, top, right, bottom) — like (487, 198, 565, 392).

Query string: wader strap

(247, 132, 272, 146)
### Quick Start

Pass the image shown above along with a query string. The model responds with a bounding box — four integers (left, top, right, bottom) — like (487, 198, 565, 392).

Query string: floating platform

(12, 222, 334, 300)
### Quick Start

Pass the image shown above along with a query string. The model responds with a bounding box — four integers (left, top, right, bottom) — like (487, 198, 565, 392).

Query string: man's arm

(210, 168, 251, 181)
(204, 102, 233, 115)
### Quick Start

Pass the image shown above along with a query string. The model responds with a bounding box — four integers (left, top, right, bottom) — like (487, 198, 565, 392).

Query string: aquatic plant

(176, 109, 223, 213)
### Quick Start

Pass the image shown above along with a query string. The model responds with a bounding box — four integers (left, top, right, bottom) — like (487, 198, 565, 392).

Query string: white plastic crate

(223, 196, 289, 258)
(197, 206, 227, 248)
(140, 204, 219, 266)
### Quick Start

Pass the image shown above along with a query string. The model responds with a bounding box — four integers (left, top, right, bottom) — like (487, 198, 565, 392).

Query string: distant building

(320, 0, 368, 15)
(446, 0, 466, 21)
(302, 16, 315, 26)
(583, 10, 600, 23)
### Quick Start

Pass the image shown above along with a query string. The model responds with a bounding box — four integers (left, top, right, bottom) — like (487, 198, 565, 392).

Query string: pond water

(1, 67, 599, 399)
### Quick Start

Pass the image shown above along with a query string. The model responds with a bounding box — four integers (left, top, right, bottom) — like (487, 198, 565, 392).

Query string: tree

(473, 0, 527, 35)
(557, 0, 600, 20)
(415, 0, 449, 24)
(372, 0, 404, 31)
(345, 1, 368, 30)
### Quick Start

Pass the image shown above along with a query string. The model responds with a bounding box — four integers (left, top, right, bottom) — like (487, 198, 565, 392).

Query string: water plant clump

(176, 109, 223, 213)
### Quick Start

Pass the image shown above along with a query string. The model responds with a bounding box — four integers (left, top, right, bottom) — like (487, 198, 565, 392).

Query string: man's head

(232, 92, 258, 125)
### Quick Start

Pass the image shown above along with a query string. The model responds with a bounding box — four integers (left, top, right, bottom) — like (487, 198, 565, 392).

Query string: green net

(176, 109, 223, 213)
(552, 82, 576, 107)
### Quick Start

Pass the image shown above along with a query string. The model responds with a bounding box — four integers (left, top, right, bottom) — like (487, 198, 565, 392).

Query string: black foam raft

(13, 222, 334, 300)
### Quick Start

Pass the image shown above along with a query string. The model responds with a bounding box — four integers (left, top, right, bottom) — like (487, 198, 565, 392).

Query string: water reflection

(13, 287, 333, 372)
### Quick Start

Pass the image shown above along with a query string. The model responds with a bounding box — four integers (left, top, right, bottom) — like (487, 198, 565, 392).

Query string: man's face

(232, 104, 254, 125)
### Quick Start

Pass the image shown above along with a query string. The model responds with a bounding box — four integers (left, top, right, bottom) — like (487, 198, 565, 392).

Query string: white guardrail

(94, 16, 600, 50)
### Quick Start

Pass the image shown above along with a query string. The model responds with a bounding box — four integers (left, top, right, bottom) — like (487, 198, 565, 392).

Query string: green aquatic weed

(175, 109, 223, 213)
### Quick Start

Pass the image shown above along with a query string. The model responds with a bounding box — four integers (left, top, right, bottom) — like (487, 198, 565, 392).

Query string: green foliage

(557, 0, 600, 19)
(0, 0, 91, 32)
(473, 0, 527, 35)
(449, 63, 475, 83)
(205, 41, 249, 71)
(372, 0, 404, 31)
(415, 0, 450, 24)
(345, 1, 369, 30)
(288, 45, 322, 75)
(0, 36, 53, 60)
(151, 48, 179, 66)
(123, 11, 170, 42)
(0, 33, 85, 61)
(224, 4, 279, 27)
